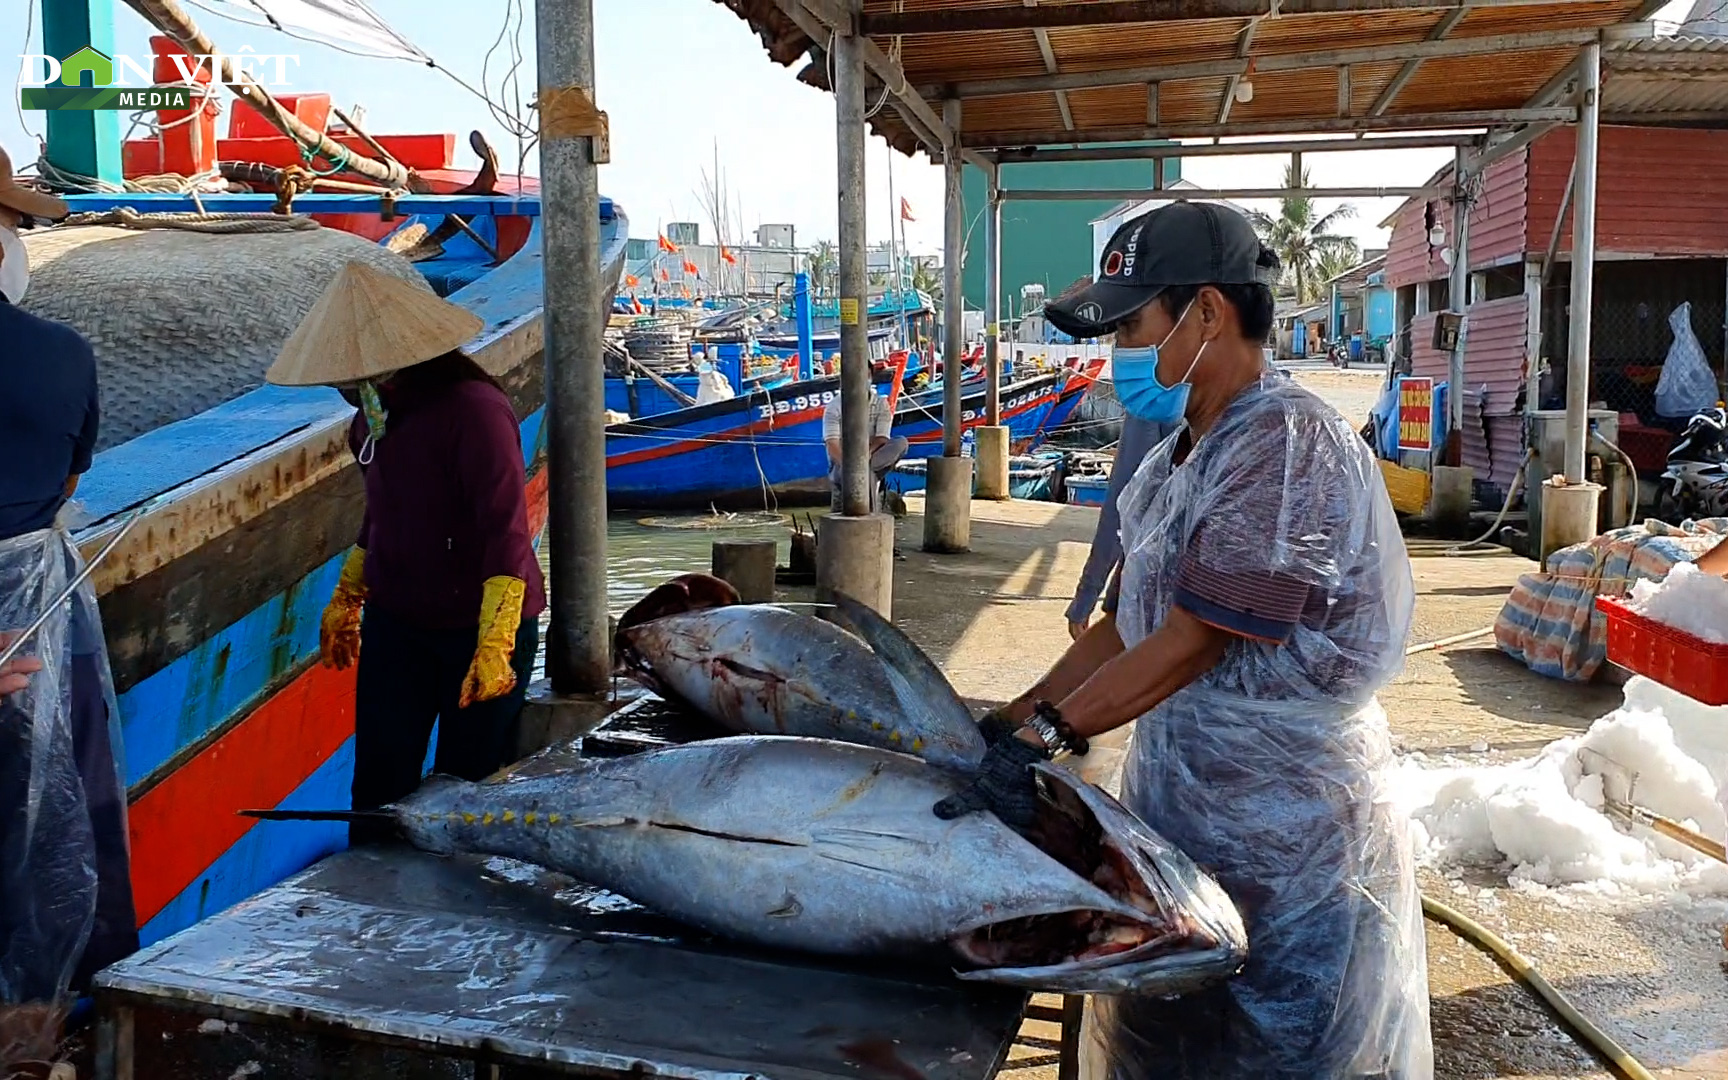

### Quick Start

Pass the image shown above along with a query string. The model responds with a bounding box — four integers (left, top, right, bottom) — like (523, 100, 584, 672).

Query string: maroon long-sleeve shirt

(348, 376, 547, 629)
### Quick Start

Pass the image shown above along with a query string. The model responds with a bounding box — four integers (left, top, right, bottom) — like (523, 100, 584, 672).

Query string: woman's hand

(1068, 615, 1090, 641)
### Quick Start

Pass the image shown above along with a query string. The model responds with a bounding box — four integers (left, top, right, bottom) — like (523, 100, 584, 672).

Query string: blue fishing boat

(22, 75, 627, 949)
(604, 355, 1103, 508)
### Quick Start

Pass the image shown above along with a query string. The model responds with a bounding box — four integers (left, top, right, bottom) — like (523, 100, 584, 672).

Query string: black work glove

(933, 734, 1049, 831)
(977, 708, 1020, 747)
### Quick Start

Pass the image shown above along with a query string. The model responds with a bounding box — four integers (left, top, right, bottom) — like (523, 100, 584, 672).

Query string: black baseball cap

(1045, 201, 1276, 339)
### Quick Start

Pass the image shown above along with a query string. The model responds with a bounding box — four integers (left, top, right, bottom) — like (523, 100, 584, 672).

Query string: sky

(4, 0, 1696, 256)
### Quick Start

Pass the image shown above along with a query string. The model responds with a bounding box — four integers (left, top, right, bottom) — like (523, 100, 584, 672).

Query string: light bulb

(1440, 247, 1454, 267)
(1428, 225, 1445, 246)
(1234, 80, 1254, 104)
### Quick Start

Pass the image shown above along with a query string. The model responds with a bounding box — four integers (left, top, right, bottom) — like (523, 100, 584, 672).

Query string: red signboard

(1398, 377, 1434, 452)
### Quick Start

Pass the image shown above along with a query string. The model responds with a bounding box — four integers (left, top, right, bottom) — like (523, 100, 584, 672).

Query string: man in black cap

(935, 202, 1432, 1079)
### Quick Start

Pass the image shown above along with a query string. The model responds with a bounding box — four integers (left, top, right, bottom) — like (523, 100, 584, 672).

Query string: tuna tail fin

(239, 809, 392, 823)
(829, 591, 980, 748)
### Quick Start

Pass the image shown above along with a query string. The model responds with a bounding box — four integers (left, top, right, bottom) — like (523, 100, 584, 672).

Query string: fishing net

(19, 217, 430, 452)
(634, 512, 790, 530)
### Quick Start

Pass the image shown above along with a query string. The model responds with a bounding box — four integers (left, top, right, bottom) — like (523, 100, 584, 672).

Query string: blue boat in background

(605, 354, 1104, 508)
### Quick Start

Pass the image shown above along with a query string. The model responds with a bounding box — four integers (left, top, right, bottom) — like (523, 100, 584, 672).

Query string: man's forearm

(997, 615, 1125, 724)
(1053, 606, 1230, 739)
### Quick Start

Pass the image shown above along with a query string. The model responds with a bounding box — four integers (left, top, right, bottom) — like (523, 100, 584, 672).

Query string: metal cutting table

(92, 700, 1072, 1079)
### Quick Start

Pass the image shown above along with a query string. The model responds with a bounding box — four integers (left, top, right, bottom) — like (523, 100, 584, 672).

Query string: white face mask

(0, 227, 28, 304)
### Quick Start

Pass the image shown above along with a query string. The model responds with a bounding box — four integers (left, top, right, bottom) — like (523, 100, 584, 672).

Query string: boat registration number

(960, 389, 1039, 422)
(757, 390, 838, 420)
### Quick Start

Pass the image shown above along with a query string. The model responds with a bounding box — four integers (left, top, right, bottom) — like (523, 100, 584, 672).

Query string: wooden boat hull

(72, 200, 628, 945)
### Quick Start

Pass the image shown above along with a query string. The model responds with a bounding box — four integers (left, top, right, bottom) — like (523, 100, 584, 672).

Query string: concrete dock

(884, 495, 1727, 1080)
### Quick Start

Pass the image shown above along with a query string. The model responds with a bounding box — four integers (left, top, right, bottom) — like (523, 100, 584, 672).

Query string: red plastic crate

(1595, 595, 1728, 705)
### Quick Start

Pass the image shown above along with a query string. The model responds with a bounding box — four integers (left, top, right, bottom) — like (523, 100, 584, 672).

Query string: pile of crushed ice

(1394, 676, 1728, 900)
(1626, 560, 1728, 643)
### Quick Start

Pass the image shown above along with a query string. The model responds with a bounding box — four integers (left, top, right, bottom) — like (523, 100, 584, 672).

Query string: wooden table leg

(93, 1004, 134, 1080)
(1059, 994, 1083, 1080)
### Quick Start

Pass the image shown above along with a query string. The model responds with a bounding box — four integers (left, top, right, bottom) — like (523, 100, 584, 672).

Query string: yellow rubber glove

(459, 575, 526, 708)
(320, 547, 367, 670)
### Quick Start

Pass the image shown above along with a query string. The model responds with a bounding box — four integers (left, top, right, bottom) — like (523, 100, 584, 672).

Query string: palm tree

(909, 259, 942, 302)
(1248, 164, 1360, 305)
(1314, 245, 1360, 292)
(807, 240, 837, 297)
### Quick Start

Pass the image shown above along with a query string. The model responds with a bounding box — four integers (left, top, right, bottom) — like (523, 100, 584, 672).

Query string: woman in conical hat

(267, 261, 545, 841)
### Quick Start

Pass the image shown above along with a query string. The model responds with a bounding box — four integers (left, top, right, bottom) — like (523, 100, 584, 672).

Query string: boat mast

(120, 0, 409, 189)
(886, 146, 909, 349)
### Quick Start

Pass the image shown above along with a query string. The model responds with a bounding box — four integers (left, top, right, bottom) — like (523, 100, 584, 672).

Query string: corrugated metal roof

(714, 0, 1654, 155)
(1604, 34, 1728, 116)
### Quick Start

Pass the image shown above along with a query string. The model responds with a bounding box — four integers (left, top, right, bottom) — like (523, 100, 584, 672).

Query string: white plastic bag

(693, 366, 736, 406)
(1654, 302, 1719, 418)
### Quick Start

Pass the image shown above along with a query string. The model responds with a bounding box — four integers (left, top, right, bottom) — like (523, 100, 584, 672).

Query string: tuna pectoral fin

(240, 808, 391, 823)
(829, 592, 982, 757)
(714, 656, 784, 685)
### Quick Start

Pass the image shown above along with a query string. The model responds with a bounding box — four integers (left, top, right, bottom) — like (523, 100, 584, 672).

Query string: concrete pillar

(1446, 147, 1472, 468)
(975, 425, 1011, 499)
(1540, 477, 1604, 568)
(984, 165, 1003, 426)
(833, 29, 872, 517)
(817, 27, 894, 601)
(925, 99, 972, 553)
(538, 0, 610, 693)
(1564, 44, 1602, 484)
(923, 456, 973, 553)
(817, 514, 895, 618)
(711, 539, 776, 603)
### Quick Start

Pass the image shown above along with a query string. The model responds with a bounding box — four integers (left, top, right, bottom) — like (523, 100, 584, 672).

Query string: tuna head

(386, 737, 1245, 995)
(619, 605, 986, 770)
(951, 762, 1249, 994)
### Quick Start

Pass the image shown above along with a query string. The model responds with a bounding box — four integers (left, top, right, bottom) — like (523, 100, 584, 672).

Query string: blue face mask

(1112, 302, 1208, 424)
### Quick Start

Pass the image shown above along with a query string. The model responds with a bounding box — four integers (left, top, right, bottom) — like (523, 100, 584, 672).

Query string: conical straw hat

(266, 261, 488, 386)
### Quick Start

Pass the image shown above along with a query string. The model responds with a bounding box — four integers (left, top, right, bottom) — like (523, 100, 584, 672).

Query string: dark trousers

(350, 606, 539, 845)
(70, 650, 138, 989)
(0, 652, 135, 1000)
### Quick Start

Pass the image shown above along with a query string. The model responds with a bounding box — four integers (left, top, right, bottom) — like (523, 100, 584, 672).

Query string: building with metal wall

(960, 155, 1181, 322)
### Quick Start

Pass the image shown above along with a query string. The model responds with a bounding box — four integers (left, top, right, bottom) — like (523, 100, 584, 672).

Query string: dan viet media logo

(17, 45, 298, 111)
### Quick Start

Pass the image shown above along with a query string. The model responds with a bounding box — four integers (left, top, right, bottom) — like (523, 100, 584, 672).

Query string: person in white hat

(267, 261, 546, 842)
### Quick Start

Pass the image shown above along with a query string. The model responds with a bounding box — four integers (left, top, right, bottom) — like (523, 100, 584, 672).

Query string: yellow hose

(1421, 894, 1657, 1080)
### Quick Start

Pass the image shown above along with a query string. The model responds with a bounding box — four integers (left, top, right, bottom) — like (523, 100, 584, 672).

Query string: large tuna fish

(618, 601, 988, 770)
(252, 736, 1247, 995)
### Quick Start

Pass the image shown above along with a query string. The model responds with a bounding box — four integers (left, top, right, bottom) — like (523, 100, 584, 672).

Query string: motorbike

(1657, 405, 1728, 520)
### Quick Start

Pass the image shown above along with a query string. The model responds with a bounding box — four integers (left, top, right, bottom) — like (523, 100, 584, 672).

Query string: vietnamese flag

(657, 234, 679, 254)
(683, 259, 700, 276)
(657, 267, 670, 282)
(900, 197, 915, 222)
(721, 247, 737, 266)
(624, 273, 640, 288)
